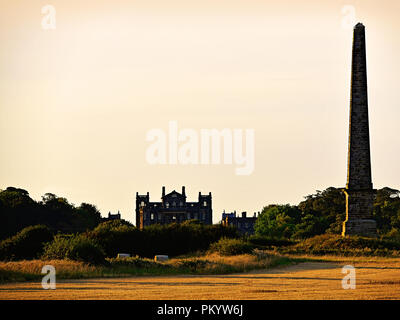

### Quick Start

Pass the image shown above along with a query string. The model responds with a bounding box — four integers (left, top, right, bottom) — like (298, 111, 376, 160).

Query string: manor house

(135, 186, 212, 229)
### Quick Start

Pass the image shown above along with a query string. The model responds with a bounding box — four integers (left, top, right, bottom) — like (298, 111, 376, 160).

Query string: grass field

(0, 255, 399, 300)
(0, 251, 293, 284)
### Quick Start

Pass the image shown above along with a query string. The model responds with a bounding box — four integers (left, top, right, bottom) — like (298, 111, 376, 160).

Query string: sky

(1, 0, 399, 224)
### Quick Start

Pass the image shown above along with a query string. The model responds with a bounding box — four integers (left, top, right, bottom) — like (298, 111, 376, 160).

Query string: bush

(68, 239, 106, 265)
(86, 221, 239, 258)
(248, 235, 296, 247)
(209, 238, 254, 256)
(0, 225, 53, 261)
(279, 234, 400, 256)
(43, 235, 106, 265)
(108, 256, 160, 269)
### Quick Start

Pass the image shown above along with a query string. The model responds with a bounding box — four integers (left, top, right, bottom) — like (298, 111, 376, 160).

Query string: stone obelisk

(342, 23, 377, 237)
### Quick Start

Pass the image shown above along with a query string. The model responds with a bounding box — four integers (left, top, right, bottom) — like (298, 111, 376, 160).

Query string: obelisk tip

(354, 22, 365, 29)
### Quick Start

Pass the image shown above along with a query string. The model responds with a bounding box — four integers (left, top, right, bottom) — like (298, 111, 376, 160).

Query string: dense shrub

(248, 235, 296, 247)
(209, 238, 254, 256)
(174, 258, 212, 272)
(0, 225, 53, 261)
(86, 220, 239, 258)
(280, 234, 400, 256)
(0, 188, 104, 241)
(43, 234, 106, 265)
(86, 220, 142, 257)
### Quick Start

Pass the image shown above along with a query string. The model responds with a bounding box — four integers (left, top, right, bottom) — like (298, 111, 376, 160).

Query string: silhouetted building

(221, 210, 258, 235)
(135, 186, 212, 229)
(107, 211, 121, 220)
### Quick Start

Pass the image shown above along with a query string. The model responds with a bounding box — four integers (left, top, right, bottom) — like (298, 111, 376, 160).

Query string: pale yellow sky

(1, 0, 399, 224)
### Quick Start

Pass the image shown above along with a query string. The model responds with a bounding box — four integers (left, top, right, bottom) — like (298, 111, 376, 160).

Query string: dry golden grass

(1, 257, 400, 300)
(0, 260, 96, 275)
(194, 252, 283, 269)
(0, 251, 290, 285)
(202, 252, 264, 265)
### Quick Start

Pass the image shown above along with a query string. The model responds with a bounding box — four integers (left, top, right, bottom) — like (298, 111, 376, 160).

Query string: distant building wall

(221, 211, 258, 235)
(105, 211, 121, 221)
(135, 186, 212, 229)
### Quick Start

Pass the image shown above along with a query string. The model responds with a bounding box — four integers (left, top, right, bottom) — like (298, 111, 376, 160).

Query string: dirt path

(1, 260, 400, 300)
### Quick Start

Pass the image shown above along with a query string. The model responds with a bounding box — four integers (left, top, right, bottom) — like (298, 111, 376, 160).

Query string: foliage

(209, 238, 253, 256)
(255, 187, 400, 240)
(279, 234, 400, 256)
(86, 220, 238, 258)
(254, 204, 301, 238)
(247, 235, 296, 247)
(0, 187, 102, 240)
(298, 187, 346, 236)
(42, 234, 106, 265)
(373, 187, 400, 238)
(0, 225, 53, 261)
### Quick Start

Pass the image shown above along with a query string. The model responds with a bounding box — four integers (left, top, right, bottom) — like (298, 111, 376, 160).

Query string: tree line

(0, 187, 103, 240)
(254, 187, 400, 239)
(1, 185, 400, 245)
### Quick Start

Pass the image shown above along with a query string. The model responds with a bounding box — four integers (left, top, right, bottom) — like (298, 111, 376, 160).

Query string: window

(151, 214, 154, 220)
(203, 201, 207, 207)
(172, 201, 176, 207)
(173, 215, 176, 220)
(180, 201, 183, 206)
(140, 201, 145, 207)
(166, 202, 169, 208)
(187, 213, 191, 219)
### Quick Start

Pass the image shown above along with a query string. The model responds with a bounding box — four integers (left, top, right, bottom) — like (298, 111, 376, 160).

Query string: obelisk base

(342, 219, 377, 237)
(342, 188, 377, 238)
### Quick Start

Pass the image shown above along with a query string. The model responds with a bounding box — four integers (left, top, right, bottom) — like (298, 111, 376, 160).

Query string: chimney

(162, 186, 165, 197)
(182, 186, 186, 197)
(242, 212, 247, 218)
(254, 212, 256, 217)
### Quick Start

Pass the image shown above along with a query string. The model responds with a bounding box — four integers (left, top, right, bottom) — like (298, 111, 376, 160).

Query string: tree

(254, 205, 301, 238)
(0, 187, 103, 239)
(0, 187, 40, 239)
(297, 187, 346, 237)
(374, 187, 400, 237)
(75, 203, 102, 230)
